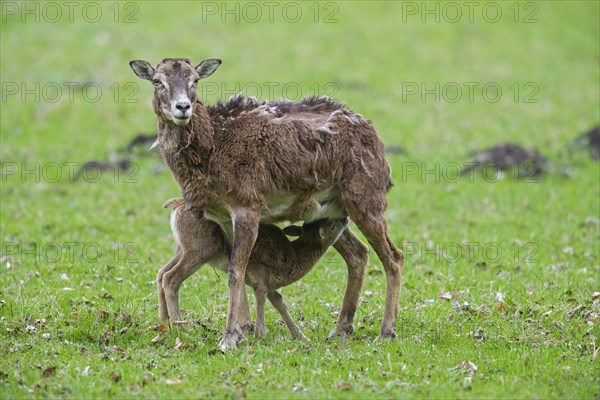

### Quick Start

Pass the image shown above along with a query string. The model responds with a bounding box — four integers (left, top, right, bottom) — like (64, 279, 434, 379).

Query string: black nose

(175, 102, 191, 111)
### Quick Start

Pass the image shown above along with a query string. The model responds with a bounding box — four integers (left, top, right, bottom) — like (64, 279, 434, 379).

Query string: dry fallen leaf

(234, 386, 246, 398)
(292, 384, 306, 392)
(59, 273, 69, 281)
(452, 300, 472, 314)
(81, 366, 91, 377)
(473, 328, 485, 342)
(71, 311, 80, 319)
(153, 324, 169, 333)
(165, 377, 182, 385)
(172, 320, 193, 331)
(439, 290, 453, 300)
(495, 292, 505, 303)
(151, 335, 162, 344)
(454, 361, 478, 375)
(462, 375, 473, 390)
(592, 292, 600, 301)
(97, 309, 108, 320)
(337, 380, 352, 391)
(42, 366, 57, 378)
(143, 371, 154, 385)
(174, 337, 189, 350)
(110, 372, 121, 383)
(567, 305, 583, 319)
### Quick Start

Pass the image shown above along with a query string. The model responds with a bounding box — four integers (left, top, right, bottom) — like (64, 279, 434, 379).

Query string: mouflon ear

(163, 198, 183, 209)
(318, 227, 326, 240)
(129, 60, 155, 81)
(195, 58, 222, 79)
(282, 225, 303, 237)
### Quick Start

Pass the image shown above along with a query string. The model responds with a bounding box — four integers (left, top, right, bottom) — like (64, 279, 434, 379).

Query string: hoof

(327, 323, 354, 339)
(239, 323, 254, 338)
(377, 329, 397, 341)
(219, 330, 242, 353)
(291, 331, 308, 341)
(254, 325, 269, 339)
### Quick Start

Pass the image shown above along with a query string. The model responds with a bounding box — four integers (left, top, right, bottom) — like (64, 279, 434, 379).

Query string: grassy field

(1, 1, 599, 398)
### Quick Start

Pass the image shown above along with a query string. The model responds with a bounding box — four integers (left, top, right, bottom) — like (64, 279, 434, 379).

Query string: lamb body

(158, 198, 348, 339)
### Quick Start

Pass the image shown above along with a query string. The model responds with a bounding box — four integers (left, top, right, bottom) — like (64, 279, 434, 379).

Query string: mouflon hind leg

(267, 290, 307, 340)
(253, 281, 269, 339)
(343, 192, 404, 340)
(237, 285, 254, 338)
(162, 250, 205, 323)
(157, 247, 182, 321)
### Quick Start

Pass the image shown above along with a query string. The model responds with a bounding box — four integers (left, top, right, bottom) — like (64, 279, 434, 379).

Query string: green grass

(1, 1, 599, 398)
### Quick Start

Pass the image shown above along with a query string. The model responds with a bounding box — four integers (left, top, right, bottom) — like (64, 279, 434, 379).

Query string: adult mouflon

(130, 57, 402, 351)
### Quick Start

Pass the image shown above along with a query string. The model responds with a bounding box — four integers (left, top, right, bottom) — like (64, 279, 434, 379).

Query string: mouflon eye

(153, 79, 162, 86)
(318, 227, 325, 239)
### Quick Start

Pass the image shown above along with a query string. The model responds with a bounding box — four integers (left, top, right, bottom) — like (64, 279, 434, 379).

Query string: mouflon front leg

(219, 207, 260, 352)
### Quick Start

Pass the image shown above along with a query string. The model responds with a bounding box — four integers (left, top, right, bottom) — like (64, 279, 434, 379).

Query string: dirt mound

(572, 125, 599, 160)
(462, 143, 547, 179)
